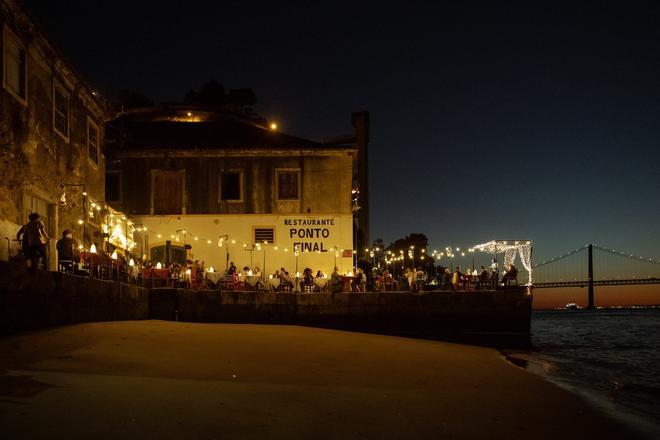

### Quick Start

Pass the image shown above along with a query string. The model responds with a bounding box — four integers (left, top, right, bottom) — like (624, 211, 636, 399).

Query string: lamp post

(217, 235, 230, 273)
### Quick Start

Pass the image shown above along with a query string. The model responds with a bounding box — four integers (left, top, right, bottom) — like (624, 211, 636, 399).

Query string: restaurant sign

(284, 217, 338, 253)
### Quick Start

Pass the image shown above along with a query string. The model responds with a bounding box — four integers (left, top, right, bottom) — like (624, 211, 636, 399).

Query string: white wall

(134, 213, 354, 276)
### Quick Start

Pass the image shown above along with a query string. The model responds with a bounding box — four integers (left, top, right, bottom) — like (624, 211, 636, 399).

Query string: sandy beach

(0, 320, 636, 439)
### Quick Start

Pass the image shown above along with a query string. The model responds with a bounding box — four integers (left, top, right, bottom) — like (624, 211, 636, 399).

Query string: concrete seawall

(0, 261, 148, 334)
(151, 288, 532, 346)
(0, 261, 531, 346)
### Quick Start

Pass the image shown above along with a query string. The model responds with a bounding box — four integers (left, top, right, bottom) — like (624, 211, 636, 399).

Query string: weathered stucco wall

(111, 152, 354, 216)
(0, 0, 106, 264)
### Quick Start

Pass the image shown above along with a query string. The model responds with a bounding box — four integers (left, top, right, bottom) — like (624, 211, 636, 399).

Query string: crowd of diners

(14, 215, 520, 292)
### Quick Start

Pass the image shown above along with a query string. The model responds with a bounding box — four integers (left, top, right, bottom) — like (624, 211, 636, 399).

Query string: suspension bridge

(532, 244, 660, 308)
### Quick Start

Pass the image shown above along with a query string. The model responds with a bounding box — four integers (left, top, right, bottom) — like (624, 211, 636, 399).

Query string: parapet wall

(151, 288, 532, 346)
(0, 261, 149, 334)
(0, 261, 532, 346)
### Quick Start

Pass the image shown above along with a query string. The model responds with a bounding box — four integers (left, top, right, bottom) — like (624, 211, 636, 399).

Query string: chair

(383, 275, 395, 291)
(58, 259, 74, 273)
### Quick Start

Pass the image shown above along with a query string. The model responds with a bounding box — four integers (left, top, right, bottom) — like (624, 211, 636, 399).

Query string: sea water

(529, 308, 660, 438)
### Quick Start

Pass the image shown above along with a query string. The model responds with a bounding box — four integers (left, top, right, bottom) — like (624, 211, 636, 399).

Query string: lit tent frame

(472, 240, 534, 285)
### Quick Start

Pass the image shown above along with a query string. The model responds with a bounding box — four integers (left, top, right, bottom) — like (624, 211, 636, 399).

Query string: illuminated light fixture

(129, 258, 135, 267)
(231, 239, 236, 244)
(78, 219, 84, 225)
(90, 244, 97, 254)
(82, 191, 87, 196)
(142, 226, 147, 231)
(157, 234, 162, 238)
(185, 269, 191, 275)
(194, 237, 198, 241)
(156, 262, 162, 269)
(78, 245, 84, 250)
(208, 266, 215, 273)
(274, 246, 278, 250)
(111, 251, 118, 260)
(207, 240, 211, 244)
(269, 122, 278, 130)
(170, 235, 175, 239)
(187, 112, 192, 117)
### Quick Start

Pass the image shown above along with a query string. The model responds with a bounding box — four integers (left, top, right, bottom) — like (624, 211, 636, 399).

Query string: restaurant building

(0, 0, 108, 267)
(105, 105, 369, 275)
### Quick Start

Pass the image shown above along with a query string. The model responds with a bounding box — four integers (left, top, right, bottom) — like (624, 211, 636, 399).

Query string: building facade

(106, 106, 369, 275)
(0, 0, 107, 267)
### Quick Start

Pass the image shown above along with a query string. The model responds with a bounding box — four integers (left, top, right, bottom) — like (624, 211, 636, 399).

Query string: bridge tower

(588, 244, 594, 309)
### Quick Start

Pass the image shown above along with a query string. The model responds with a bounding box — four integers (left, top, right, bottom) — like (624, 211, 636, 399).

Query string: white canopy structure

(472, 240, 534, 285)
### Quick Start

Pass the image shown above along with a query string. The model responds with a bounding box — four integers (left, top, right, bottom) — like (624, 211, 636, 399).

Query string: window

(3, 26, 27, 104)
(53, 82, 69, 139)
(219, 170, 242, 201)
(277, 170, 300, 200)
(105, 172, 121, 202)
(88, 118, 99, 164)
(254, 227, 275, 244)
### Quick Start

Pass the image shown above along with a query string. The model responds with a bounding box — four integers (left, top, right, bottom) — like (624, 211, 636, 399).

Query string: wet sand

(0, 320, 637, 439)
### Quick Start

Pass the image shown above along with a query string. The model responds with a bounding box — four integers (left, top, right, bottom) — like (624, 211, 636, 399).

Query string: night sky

(25, 1, 660, 263)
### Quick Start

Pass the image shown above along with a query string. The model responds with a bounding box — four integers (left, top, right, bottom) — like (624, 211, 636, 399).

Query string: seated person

(501, 264, 518, 285)
(330, 267, 343, 293)
(376, 269, 391, 291)
(300, 268, 314, 290)
(56, 229, 79, 271)
(478, 265, 490, 287)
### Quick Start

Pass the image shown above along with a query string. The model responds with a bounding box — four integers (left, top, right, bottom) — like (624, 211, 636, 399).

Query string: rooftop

(107, 105, 356, 151)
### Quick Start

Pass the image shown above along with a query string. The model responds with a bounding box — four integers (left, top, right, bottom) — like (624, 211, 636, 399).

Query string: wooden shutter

(153, 171, 184, 214)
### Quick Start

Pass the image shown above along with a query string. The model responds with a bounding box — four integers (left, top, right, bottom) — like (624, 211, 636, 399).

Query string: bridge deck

(533, 278, 660, 288)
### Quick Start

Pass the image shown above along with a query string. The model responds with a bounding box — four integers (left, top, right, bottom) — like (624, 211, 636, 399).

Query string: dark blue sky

(26, 1, 660, 262)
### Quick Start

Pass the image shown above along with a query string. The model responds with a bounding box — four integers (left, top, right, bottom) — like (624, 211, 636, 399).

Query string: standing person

(16, 213, 49, 270)
(451, 266, 463, 291)
(56, 229, 79, 272)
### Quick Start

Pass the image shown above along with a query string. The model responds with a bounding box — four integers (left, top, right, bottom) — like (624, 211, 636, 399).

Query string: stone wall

(0, 261, 148, 334)
(153, 287, 533, 346)
(0, 0, 107, 268)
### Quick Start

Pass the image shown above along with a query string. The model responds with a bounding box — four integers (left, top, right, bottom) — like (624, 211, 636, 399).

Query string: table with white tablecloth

(313, 277, 329, 291)
(206, 272, 223, 286)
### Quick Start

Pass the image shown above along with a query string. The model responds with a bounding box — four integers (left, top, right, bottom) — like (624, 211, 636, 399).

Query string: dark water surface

(529, 308, 660, 438)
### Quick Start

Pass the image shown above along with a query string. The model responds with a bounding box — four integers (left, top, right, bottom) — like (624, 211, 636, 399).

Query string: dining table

(313, 277, 329, 292)
(206, 271, 223, 286)
(243, 275, 262, 289)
